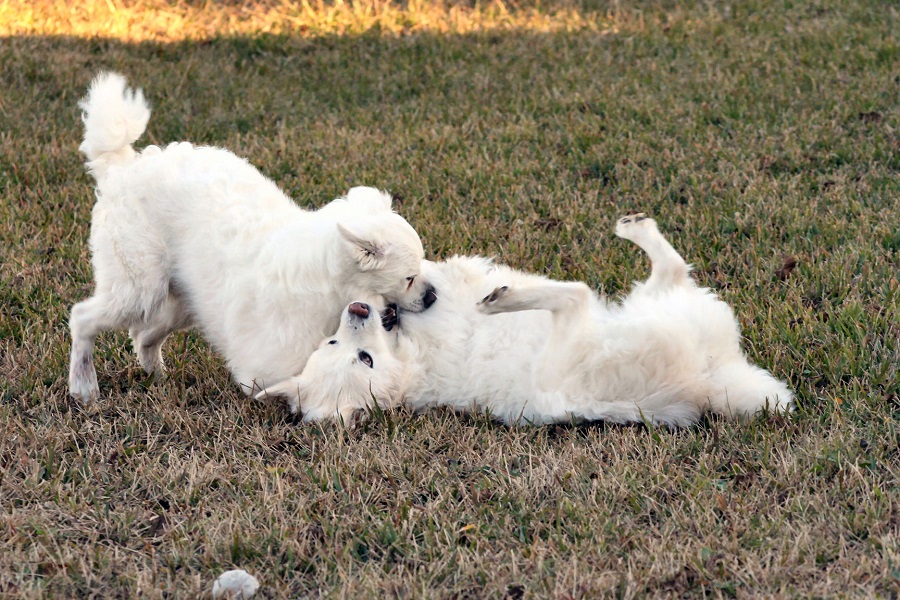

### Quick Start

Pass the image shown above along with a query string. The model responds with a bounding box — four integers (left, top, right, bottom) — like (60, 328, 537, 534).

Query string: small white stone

(212, 569, 260, 599)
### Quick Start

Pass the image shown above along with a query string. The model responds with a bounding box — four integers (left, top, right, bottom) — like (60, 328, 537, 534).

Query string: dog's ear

(256, 377, 306, 415)
(345, 187, 393, 212)
(338, 222, 387, 271)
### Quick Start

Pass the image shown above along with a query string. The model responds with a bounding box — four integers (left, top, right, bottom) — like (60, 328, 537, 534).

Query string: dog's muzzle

(348, 302, 371, 321)
(348, 302, 370, 317)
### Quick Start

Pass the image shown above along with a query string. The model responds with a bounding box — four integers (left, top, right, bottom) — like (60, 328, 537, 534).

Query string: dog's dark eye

(406, 276, 416, 290)
(358, 350, 373, 368)
(328, 340, 338, 345)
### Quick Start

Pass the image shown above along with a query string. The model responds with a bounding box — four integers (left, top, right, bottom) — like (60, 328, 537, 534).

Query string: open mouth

(345, 302, 399, 332)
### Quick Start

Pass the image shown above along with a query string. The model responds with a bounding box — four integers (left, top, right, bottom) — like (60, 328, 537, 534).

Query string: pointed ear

(345, 186, 393, 212)
(338, 222, 386, 271)
(256, 377, 306, 415)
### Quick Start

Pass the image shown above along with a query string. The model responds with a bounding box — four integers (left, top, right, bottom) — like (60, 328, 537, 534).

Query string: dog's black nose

(422, 285, 437, 309)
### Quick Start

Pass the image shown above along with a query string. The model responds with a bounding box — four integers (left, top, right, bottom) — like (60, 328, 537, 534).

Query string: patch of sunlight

(0, 0, 622, 41)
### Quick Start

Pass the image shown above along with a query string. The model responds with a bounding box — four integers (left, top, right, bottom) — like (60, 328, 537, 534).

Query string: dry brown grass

(1, 0, 898, 597)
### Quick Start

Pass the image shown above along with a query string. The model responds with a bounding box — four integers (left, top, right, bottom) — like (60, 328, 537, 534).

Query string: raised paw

(615, 213, 658, 241)
(478, 286, 518, 315)
(618, 213, 647, 224)
(479, 286, 509, 306)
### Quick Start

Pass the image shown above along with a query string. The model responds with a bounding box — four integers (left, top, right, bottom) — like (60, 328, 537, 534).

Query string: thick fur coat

(262, 216, 794, 425)
(69, 73, 434, 402)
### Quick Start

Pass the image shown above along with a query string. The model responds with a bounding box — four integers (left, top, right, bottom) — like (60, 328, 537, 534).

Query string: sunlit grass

(1, 0, 619, 40)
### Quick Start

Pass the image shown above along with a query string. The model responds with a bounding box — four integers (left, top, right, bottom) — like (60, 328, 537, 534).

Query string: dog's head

(336, 188, 436, 313)
(257, 302, 409, 422)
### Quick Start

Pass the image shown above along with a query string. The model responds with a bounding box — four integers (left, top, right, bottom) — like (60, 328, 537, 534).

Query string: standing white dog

(69, 72, 435, 402)
(260, 215, 793, 425)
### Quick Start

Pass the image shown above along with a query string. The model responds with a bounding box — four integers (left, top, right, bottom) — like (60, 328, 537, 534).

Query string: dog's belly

(403, 285, 740, 425)
(404, 309, 553, 418)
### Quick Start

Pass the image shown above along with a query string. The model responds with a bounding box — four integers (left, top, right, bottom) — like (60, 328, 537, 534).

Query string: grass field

(1, 0, 898, 597)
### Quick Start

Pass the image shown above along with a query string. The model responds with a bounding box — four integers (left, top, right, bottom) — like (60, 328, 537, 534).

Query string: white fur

(261, 215, 794, 426)
(69, 72, 434, 402)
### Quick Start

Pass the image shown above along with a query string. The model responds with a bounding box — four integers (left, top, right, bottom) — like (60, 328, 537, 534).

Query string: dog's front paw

(343, 407, 370, 430)
(381, 303, 399, 331)
(480, 285, 509, 304)
(256, 379, 303, 415)
(477, 286, 511, 314)
(69, 354, 100, 402)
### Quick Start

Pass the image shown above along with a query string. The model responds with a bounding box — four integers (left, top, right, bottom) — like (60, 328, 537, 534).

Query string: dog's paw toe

(69, 365, 100, 403)
(146, 368, 168, 386)
(480, 286, 509, 306)
(618, 213, 647, 225)
(381, 303, 399, 331)
(69, 385, 100, 403)
(615, 213, 656, 239)
(478, 286, 512, 314)
(343, 407, 369, 430)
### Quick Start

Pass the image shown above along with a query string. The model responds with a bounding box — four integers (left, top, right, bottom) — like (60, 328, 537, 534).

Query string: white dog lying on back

(261, 215, 793, 425)
(69, 72, 435, 402)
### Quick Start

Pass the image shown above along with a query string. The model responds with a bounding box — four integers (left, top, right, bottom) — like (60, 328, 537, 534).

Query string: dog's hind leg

(130, 295, 192, 379)
(615, 214, 692, 295)
(69, 295, 126, 402)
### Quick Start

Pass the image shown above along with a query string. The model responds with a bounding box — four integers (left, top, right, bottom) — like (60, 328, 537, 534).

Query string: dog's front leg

(479, 281, 593, 391)
(478, 280, 592, 321)
(256, 378, 304, 415)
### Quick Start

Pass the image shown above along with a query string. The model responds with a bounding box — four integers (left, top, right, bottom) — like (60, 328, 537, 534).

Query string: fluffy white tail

(79, 72, 150, 181)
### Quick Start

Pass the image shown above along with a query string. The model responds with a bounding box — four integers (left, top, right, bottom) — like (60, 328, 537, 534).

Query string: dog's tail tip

(79, 71, 151, 171)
